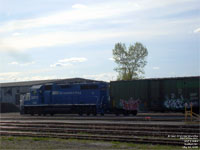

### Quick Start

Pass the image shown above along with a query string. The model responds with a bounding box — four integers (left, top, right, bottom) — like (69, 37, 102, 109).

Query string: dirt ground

(0, 136, 184, 150)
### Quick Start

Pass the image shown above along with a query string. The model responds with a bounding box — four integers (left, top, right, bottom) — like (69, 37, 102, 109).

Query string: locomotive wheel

(86, 113, 90, 116)
(123, 111, 129, 116)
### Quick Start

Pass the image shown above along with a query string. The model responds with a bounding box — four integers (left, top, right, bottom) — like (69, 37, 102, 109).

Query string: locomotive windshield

(31, 90, 37, 96)
(44, 85, 52, 90)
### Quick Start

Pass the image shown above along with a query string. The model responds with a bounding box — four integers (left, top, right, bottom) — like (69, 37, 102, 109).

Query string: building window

(4, 88, 12, 96)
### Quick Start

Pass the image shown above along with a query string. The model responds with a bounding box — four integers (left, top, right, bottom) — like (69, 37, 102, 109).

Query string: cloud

(0, 72, 21, 83)
(59, 57, 87, 63)
(193, 27, 200, 33)
(12, 32, 22, 36)
(18, 76, 56, 81)
(108, 57, 114, 61)
(0, 1, 141, 33)
(0, 71, 56, 83)
(50, 57, 87, 68)
(72, 4, 87, 9)
(0, 0, 198, 53)
(153, 67, 160, 70)
(50, 63, 72, 68)
(9, 61, 19, 65)
(0, 30, 169, 52)
(0, 0, 195, 33)
(9, 61, 35, 66)
(83, 72, 117, 82)
(0, 72, 20, 77)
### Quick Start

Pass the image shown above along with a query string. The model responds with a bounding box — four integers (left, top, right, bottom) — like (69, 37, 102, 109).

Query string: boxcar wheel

(100, 113, 104, 116)
(132, 110, 137, 116)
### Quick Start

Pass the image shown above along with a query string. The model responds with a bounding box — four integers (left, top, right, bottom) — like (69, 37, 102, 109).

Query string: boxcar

(110, 76, 199, 113)
(20, 82, 110, 116)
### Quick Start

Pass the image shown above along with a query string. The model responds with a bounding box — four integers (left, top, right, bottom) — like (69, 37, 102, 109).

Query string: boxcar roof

(110, 76, 200, 82)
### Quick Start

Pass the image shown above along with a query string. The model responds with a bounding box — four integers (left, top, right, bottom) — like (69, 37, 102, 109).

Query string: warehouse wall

(0, 86, 30, 105)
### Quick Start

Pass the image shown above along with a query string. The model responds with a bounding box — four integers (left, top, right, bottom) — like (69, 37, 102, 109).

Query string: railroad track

(0, 114, 185, 122)
(0, 120, 199, 146)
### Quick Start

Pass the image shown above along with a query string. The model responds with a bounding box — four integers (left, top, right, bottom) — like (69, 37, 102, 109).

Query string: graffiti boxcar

(110, 76, 199, 113)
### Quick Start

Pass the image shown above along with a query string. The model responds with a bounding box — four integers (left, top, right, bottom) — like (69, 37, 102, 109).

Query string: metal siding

(110, 77, 199, 112)
(162, 77, 199, 112)
(110, 80, 149, 111)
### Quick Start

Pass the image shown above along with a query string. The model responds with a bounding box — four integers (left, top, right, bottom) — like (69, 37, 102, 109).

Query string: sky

(0, 0, 199, 83)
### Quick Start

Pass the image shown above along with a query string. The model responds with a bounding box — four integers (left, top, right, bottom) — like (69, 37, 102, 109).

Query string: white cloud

(72, 4, 87, 9)
(83, 72, 117, 82)
(18, 76, 56, 81)
(12, 32, 22, 36)
(0, 0, 198, 53)
(108, 57, 114, 61)
(59, 57, 87, 63)
(0, 71, 56, 83)
(50, 62, 72, 68)
(0, 72, 21, 83)
(9, 61, 19, 65)
(193, 27, 200, 33)
(153, 67, 160, 70)
(0, 0, 195, 33)
(0, 1, 141, 33)
(50, 57, 87, 68)
(0, 72, 20, 77)
(0, 30, 168, 52)
(8, 61, 35, 66)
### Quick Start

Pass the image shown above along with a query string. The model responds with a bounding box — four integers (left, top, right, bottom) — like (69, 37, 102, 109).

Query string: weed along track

(0, 119, 199, 146)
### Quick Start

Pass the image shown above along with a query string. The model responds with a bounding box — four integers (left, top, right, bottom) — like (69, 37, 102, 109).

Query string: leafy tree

(112, 42, 148, 80)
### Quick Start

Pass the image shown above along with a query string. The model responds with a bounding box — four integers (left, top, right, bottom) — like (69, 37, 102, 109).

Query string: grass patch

(111, 141, 183, 150)
(2, 136, 15, 141)
(0, 136, 185, 150)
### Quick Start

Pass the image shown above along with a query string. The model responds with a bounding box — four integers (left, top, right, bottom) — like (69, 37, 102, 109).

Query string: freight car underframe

(111, 108, 138, 116)
(22, 104, 101, 116)
(22, 105, 138, 116)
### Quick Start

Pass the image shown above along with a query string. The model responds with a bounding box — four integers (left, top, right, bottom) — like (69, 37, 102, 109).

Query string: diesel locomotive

(20, 82, 139, 116)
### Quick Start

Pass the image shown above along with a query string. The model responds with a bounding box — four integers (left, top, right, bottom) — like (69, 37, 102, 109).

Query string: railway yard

(0, 113, 199, 149)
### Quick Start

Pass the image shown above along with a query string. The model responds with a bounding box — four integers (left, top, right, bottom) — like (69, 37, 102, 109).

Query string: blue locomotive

(20, 82, 110, 116)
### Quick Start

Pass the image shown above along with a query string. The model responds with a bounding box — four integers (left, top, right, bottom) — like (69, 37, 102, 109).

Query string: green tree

(112, 42, 148, 80)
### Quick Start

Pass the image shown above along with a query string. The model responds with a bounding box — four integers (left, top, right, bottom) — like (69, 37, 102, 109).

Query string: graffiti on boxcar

(120, 98, 140, 110)
(164, 92, 199, 110)
(164, 93, 184, 109)
(188, 93, 199, 107)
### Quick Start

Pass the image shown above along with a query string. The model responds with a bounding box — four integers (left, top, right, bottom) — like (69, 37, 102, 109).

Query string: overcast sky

(0, 0, 199, 83)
